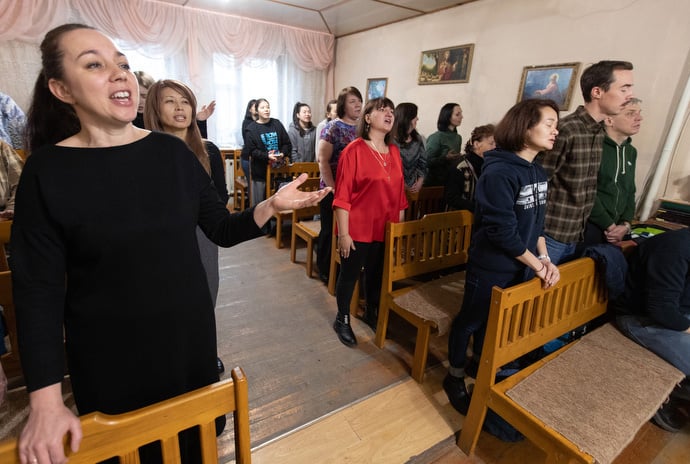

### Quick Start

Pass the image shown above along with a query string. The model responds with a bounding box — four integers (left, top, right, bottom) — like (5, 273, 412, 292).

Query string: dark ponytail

(25, 23, 95, 154)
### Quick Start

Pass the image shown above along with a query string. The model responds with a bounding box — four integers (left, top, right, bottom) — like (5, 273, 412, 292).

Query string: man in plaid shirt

(538, 61, 634, 264)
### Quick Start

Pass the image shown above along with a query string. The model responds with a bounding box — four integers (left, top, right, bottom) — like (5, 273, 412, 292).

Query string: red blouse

(333, 138, 408, 242)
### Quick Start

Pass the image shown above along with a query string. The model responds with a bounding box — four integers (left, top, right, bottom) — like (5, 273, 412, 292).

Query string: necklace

(367, 140, 391, 181)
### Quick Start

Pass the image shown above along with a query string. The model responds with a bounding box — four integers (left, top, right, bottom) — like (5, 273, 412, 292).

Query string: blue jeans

(617, 315, 690, 376)
(447, 265, 524, 375)
(545, 234, 578, 265)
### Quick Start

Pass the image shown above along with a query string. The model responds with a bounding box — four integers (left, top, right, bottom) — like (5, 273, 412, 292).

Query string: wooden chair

(290, 178, 323, 277)
(374, 210, 473, 382)
(265, 161, 320, 199)
(0, 367, 252, 463)
(13, 149, 26, 162)
(1, 220, 21, 379)
(0, 219, 10, 271)
(0, 270, 21, 380)
(266, 162, 320, 248)
(232, 149, 249, 212)
(404, 186, 446, 221)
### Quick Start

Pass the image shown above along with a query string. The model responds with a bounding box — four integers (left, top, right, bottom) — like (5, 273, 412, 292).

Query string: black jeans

(335, 241, 384, 317)
(316, 192, 334, 278)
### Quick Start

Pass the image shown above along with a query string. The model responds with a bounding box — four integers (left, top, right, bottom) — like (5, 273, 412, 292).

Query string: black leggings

(335, 241, 384, 317)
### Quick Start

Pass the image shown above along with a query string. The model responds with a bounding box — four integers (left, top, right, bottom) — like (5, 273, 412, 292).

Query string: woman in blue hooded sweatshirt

(443, 99, 562, 415)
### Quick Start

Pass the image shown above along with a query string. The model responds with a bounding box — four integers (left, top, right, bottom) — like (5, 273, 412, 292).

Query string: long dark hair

(25, 23, 96, 154)
(144, 79, 211, 174)
(358, 97, 395, 145)
(436, 102, 460, 132)
(292, 101, 313, 137)
(393, 102, 420, 146)
(244, 99, 257, 122)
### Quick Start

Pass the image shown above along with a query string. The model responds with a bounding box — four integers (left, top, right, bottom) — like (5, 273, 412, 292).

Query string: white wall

(335, 0, 690, 210)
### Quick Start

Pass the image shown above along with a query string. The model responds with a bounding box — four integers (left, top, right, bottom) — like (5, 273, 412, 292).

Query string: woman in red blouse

(332, 97, 408, 346)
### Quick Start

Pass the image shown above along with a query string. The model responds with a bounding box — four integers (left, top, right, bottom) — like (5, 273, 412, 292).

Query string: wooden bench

(374, 210, 473, 382)
(404, 185, 446, 221)
(266, 162, 320, 248)
(458, 257, 685, 464)
(0, 367, 252, 463)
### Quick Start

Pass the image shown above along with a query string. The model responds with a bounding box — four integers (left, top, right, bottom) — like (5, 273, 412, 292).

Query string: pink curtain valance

(0, 0, 334, 71)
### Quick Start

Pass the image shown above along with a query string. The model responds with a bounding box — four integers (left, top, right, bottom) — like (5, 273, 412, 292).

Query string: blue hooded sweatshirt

(470, 148, 548, 273)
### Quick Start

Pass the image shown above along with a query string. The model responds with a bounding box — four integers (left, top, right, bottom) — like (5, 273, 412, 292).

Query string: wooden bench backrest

(13, 149, 26, 162)
(266, 162, 320, 198)
(0, 367, 251, 464)
(404, 186, 446, 221)
(231, 148, 244, 177)
(383, 210, 473, 289)
(485, 257, 608, 369)
(0, 220, 10, 271)
(0, 270, 21, 379)
(292, 177, 322, 218)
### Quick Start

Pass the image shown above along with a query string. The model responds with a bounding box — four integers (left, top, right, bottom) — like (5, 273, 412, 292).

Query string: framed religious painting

(517, 62, 581, 110)
(418, 44, 474, 85)
(366, 77, 388, 100)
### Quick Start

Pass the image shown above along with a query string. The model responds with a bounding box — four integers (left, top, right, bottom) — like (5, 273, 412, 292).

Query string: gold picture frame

(418, 44, 474, 85)
(517, 62, 581, 111)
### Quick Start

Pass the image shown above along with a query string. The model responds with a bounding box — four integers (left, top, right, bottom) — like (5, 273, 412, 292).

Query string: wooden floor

(3, 217, 689, 463)
(251, 363, 690, 464)
(247, 227, 690, 464)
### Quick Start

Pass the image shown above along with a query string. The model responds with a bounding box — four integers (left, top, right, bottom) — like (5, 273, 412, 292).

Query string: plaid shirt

(537, 106, 605, 243)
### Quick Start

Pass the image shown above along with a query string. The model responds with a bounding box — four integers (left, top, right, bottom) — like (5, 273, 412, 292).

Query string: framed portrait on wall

(418, 44, 474, 85)
(517, 62, 581, 111)
(366, 78, 388, 100)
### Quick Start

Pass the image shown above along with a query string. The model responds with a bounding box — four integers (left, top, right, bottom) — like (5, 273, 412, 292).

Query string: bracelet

(537, 254, 550, 262)
(536, 262, 546, 273)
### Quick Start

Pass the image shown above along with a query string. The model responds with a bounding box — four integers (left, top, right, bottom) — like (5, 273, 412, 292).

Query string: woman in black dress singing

(13, 23, 329, 464)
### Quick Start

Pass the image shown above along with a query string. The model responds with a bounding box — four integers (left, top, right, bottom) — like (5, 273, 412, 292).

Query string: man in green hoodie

(585, 97, 642, 245)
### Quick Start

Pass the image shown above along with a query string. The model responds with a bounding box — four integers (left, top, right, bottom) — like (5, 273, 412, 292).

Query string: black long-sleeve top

(11, 132, 262, 415)
(245, 118, 291, 182)
(205, 140, 229, 204)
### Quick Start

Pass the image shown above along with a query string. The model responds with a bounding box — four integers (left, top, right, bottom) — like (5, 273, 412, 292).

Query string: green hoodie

(588, 135, 637, 229)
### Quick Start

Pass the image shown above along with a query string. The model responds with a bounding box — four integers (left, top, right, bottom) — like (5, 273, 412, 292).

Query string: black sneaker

(443, 374, 470, 415)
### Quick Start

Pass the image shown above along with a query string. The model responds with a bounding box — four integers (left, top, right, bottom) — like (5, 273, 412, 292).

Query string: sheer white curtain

(0, 0, 334, 147)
